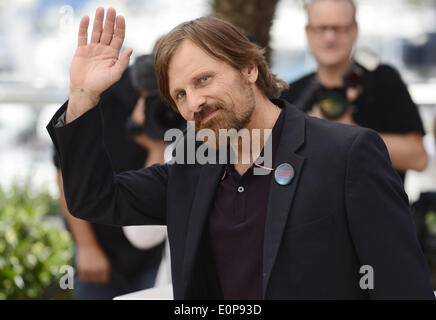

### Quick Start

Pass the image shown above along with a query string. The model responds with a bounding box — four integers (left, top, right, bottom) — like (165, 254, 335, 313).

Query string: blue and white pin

(274, 163, 295, 186)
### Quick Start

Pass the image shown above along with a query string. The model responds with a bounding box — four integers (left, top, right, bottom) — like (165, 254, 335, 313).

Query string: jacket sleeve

(46, 101, 168, 227)
(345, 129, 434, 299)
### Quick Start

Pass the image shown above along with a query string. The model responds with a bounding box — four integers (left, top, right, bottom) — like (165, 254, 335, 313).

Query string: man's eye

(199, 75, 210, 83)
(176, 91, 185, 100)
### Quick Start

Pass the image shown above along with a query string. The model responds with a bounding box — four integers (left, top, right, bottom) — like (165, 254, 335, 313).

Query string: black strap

(294, 75, 322, 112)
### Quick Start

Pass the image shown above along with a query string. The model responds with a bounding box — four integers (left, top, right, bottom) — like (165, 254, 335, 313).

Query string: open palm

(69, 7, 131, 100)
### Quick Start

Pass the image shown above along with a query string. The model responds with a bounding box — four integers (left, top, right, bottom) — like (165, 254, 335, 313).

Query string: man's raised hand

(66, 7, 132, 123)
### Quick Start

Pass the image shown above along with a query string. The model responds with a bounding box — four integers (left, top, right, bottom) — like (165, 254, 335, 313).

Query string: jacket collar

(262, 100, 306, 298)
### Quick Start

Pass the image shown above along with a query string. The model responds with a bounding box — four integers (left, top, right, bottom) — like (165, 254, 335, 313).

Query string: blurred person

(127, 54, 184, 165)
(47, 8, 434, 299)
(405, 113, 436, 202)
(281, 0, 428, 182)
(408, 114, 436, 286)
(54, 65, 167, 300)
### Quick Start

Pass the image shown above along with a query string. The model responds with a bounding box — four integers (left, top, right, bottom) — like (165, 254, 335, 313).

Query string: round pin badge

(274, 163, 295, 186)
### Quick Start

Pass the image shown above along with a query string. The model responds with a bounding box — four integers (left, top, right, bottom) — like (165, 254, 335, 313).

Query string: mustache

(194, 102, 224, 124)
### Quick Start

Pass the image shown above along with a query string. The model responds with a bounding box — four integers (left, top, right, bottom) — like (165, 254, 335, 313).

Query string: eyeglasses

(307, 23, 355, 35)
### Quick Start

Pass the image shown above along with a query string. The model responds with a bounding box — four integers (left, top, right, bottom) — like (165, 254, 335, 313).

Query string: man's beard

(194, 83, 255, 150)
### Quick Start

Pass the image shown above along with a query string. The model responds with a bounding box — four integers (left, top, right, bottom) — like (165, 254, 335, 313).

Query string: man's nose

(324, 29, 337, 41)
(186, 90, 207, 114)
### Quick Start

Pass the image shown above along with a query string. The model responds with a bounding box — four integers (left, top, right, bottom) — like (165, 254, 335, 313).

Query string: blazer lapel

(262, 103, 306, 298)
(182, 163, 224, 292)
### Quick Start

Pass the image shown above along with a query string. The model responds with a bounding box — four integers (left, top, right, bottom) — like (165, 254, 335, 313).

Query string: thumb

(115, 48, 133, 74)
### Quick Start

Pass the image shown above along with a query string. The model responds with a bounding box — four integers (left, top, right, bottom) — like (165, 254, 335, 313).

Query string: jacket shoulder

(302, 114, 383, 161)
(305, 113, 376, 143)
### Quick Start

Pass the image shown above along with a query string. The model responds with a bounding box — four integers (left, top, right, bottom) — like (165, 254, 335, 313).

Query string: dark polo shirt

(208, 105, 286, 299)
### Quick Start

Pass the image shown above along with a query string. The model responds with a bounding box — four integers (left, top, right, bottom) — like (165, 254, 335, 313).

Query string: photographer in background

(281, 0, 427, 182)
(126, 54, 184, 165)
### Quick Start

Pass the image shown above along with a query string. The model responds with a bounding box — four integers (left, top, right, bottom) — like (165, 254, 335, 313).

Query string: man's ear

(352, 22, 359, 43)
(243, 64, 259, 84)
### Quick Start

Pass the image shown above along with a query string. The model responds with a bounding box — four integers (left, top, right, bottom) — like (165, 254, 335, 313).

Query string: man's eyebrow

(171, 71, 216, 97)
(193, 71, 216, 80)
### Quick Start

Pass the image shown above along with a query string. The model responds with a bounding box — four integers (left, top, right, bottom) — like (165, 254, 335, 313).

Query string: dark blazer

(47, 99, 435, 299)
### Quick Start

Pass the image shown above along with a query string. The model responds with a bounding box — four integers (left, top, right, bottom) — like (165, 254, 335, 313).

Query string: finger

(100, 7, 117, 45)
(110, 15, 126, 51)
(77, 16, 89, 47)
(114, 48, 133, 76)
(90, 7, 104, 43)
(307, 108, 317, 117)
(84, 273, 101, 283)
(308, 106, 323, 118)
(101, 271, 110, 283)
(81, 268, 104, 283)
(138, 95, 146, 104)
(79, 270, 90, 281)
(91, 271, 105, 283)
(346, 87, 362, 102)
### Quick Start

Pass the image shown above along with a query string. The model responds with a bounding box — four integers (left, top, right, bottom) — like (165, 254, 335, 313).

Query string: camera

(129, 54, 185, 140)
(298, 48, 379, 120)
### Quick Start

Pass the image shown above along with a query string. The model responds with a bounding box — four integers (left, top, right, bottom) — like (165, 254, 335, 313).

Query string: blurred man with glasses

(282, 0, 428, 182)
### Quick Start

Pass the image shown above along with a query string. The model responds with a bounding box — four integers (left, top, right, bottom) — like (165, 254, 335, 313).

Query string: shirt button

(237, 186, 244, 193)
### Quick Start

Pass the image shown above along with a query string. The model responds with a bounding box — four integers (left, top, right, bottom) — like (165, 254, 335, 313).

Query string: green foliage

(426, 211, 436, 235)
(0, 181, 73, 299)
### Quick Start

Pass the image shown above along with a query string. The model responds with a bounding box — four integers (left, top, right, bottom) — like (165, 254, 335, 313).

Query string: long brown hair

(154, 16, 288, 111)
